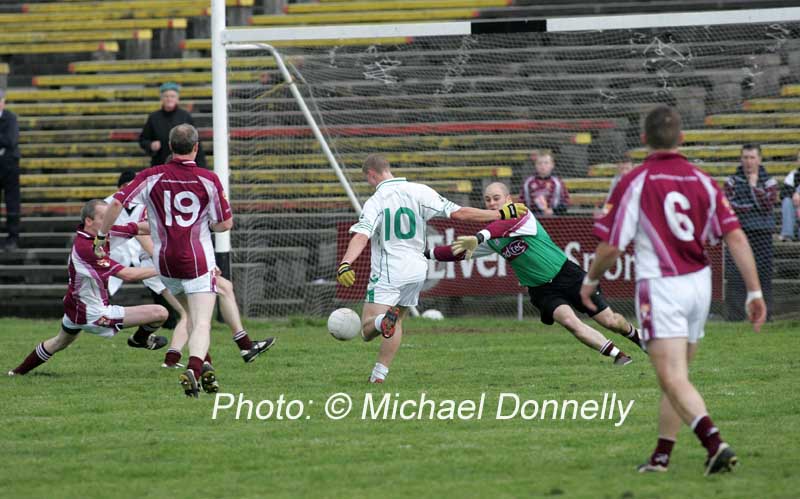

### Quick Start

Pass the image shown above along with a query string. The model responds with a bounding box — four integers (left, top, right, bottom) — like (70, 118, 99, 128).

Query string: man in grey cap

(138, 82, 207, 167)
(0, 88, 20, 251)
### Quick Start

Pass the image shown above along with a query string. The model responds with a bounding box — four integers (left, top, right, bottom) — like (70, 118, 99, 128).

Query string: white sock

(370, 362, 389, 382)
(609, 346, 620, 358)
(374, 314, 385, 332)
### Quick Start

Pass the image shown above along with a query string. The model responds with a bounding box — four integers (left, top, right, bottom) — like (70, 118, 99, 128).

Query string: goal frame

(209, 0, 800, 319)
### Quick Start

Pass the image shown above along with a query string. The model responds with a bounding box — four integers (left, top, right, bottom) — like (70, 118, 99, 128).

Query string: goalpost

(211, 0, 800, 320)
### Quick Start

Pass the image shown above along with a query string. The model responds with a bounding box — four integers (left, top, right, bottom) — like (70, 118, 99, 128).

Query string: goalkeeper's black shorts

(527, 260, 609, 325)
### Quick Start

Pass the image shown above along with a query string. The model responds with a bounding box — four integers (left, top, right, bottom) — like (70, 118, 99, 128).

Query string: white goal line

(220, 6, 800, 45)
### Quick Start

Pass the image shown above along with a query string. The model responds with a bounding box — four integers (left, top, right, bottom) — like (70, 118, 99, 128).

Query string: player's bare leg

(360, 302, 407, 382)
(217, 275, 275, 363)
(8, 328, 81, 376)
(553, 305, 632, 365)
(648, 338, 736, 475)
(638, 342, 698, 472)
(592, 307, 645, 352)
(123, 304, 169, 350)
(160, 290, 189, 368)
(360, 302, 391, 342)
(177, 292, 217, 397)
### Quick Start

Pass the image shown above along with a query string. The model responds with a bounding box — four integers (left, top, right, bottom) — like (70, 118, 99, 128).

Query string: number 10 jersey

(113, 158, 232, 279)
(350, 177, 461, 285)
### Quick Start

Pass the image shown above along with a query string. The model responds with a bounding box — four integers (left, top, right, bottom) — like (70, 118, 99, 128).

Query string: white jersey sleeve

(417, 184, 461, 221)
(349, 197, 383, 237)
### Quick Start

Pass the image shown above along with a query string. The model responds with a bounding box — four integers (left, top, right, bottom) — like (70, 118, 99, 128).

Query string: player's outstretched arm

(579, 242, 622, 312)
(723, 228, 767, 332)
(451, 202, 528, 223)
(116, 266, 158, 283)
(337, 233, 369, 287)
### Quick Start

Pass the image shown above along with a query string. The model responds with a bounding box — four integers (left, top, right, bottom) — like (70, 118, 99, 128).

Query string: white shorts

(160, 270, 217, 297)
(366, 279, 425, 307)
(636, 266, 711, 344)
(62, 305, 126, 338)
(108, 257, 166, 296)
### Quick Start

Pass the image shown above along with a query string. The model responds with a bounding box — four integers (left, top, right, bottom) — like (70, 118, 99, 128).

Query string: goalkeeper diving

(426, 182, 644, 365)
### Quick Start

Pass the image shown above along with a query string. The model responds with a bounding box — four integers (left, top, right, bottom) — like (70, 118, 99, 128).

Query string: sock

(233, 330, 253, 350)
(163, 349, 182, 366)
(188, 356, 204, 379)
(600, 340, 619, 358)
(691, 414, 723, 457)
(373, 314, 385, 332)
(204, 352, 213, 365)
(625, 324, 644, 348)
(370, 362, 389, 383)
(132, 324, 158, 345)
(649, 437, 676, 467)
(12, 343, 52, 375)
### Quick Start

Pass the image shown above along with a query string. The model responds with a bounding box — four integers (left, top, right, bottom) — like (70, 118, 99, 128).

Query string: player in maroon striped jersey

(96, 124, 233, 398)
(8, 199, 169, 376)
(581, 106, 766, 476)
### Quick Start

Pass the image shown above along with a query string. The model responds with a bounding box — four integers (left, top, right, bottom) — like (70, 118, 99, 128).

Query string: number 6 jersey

(350, 177, 461, 285)
(593, 152, 741, 280)
(113, 158, 232, 279)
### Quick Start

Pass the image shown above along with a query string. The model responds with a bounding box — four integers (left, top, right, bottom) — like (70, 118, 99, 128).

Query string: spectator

(779, 152, 800, 241)
(724, 144, 778, 320)
(139, 82, 207, 168)
(519, 149, 570, 216)
(606, 151, 635, 201)
(0, 89, 20, 251)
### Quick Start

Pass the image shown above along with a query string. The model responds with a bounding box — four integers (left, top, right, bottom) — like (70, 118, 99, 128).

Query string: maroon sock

(649, 438, 675, 467)
(13, 343, 52, 375)
(188, 356, 203, 379)
(204, 352, 213, 364)
(600, 340, 617, 356)
(692, 415, 723, 457)
(163, 349, 181, 366)
(232, 330, 253, 350)
(626, 325, 643, 348)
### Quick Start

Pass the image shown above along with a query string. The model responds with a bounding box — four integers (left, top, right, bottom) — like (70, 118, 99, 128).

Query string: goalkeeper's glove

(499, 202, 528, 220)
(93, 232, 108, 258)
(451, 232, 485, 260)
(337, 261, 356, 287)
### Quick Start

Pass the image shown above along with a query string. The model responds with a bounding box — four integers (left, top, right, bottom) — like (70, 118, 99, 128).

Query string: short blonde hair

(362, 153, 391, 174)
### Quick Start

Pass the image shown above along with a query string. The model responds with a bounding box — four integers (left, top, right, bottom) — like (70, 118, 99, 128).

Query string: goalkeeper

(427, 182, 644, 365)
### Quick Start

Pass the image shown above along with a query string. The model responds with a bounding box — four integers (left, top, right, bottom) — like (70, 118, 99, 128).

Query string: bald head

(483, 182, 512, 210)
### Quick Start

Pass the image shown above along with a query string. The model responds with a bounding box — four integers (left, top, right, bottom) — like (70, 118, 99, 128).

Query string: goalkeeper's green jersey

(475, 215, 567, 287)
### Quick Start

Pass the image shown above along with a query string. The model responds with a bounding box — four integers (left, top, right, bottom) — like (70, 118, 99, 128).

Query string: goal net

(218, 9, 800, 321)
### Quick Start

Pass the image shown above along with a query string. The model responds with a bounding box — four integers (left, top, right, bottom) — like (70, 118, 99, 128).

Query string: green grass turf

(1, 316, 798, 499)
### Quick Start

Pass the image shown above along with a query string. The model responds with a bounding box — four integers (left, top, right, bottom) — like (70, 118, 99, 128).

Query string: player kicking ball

(7, 199, 169, 376)
(337, 154, 528, 383)
(580, 106, 766, 476)
(427, 182, 643, 366)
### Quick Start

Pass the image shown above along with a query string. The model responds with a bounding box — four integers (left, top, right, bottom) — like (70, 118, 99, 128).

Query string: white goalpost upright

(210, 1, 800, 320)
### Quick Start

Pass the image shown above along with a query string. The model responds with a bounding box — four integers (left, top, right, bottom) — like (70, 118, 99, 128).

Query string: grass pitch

(2, 316, 798, 499)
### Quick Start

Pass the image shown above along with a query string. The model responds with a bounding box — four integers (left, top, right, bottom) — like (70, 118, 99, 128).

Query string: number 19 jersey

(350, 177, 461, 285)
(113, 158, 232, 279)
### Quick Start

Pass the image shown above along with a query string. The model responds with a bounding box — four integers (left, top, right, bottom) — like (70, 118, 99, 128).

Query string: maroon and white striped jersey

(593, 152, 741, 280)
(63, 227, 125, 324)
(113, 158, 232, 279)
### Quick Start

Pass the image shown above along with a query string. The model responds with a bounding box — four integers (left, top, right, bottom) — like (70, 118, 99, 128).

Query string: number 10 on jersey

(384, 208, 416, 240)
